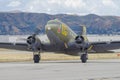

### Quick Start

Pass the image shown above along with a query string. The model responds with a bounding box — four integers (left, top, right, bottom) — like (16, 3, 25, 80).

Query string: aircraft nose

(45, 25, 52, 31)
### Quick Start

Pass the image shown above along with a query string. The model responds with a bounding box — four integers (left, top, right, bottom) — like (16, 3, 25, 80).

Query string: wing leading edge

(91, 41, 120, 52)
(0, 42, 29, 51)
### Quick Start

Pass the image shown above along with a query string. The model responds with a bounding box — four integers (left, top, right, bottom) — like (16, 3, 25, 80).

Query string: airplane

(0, 19, 120, 63)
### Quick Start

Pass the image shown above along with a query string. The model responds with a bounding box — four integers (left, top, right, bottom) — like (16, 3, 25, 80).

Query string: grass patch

(0, 49, 120, 62)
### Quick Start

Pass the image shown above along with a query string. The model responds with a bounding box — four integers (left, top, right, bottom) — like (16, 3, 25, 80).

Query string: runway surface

(0, 59, 120, 80)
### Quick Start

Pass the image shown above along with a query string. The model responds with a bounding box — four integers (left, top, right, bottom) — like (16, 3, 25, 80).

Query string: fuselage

(45, 19, 77, 44)
(45, 19, 80, 55)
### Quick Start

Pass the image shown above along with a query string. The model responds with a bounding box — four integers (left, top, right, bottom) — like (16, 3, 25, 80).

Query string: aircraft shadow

(5, 60, 120, 64)
(40, 60, 120, 64)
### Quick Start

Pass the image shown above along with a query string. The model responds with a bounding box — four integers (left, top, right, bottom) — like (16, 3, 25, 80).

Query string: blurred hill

(0, 12, 120, 35)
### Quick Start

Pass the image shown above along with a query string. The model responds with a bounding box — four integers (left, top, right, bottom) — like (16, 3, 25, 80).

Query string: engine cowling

(27, 36, 36, 45)
(75, 36, 84, 44)
(27, 36, 42, 51)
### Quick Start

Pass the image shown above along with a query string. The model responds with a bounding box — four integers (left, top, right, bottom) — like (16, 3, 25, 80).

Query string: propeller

(75, 36, 84, 44)
(75, 25, 91, 51)
(27, 27, 42, 45)
(27, 36, 36, 44)
(75, 25, 86, 44)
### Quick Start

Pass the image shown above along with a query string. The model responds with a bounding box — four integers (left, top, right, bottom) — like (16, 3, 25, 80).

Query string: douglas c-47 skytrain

(0, 19, 120, 63)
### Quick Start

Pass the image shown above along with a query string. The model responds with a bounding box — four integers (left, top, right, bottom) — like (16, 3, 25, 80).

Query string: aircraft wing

(0, 42, 29, 51)
(91, 41, 120, 52)
(0, 42, 54, 52)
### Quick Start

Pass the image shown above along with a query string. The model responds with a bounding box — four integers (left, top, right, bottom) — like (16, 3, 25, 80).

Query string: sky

(0, 0, 120, 16)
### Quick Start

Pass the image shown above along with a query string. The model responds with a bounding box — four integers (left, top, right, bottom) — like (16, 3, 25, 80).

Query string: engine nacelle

(27, 36, 42, 51)
(27, 36, 36, 45)
(75, 36, 84, 44)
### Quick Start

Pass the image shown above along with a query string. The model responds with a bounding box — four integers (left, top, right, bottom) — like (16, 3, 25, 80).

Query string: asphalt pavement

(0, 59, 120, 80)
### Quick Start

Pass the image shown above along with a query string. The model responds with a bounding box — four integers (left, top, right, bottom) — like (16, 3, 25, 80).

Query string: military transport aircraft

(0, 19, 120, 63)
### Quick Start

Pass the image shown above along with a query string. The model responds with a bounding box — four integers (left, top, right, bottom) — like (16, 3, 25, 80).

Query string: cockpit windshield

(47, 19, 61, 25)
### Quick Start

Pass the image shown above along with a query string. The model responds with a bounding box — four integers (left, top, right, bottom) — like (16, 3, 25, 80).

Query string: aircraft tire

(81, 54, 87, 63)
(33, 54, 40, 63)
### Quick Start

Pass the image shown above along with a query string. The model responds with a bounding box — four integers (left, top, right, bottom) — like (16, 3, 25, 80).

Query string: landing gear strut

(33, 51, 41, 63)
(81, 53, 88, 63)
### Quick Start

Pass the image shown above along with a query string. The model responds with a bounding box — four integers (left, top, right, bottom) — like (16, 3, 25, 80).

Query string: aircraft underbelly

(46, 30, 65, 51)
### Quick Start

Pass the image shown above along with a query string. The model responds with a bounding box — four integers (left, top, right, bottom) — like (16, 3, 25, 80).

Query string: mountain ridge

(0, 12, 120, 35)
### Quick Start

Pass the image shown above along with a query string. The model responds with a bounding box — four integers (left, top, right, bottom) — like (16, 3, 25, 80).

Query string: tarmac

(0, 59, 120, 80)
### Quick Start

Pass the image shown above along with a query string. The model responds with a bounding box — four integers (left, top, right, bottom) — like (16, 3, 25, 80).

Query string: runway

(0, 59, 120, 80)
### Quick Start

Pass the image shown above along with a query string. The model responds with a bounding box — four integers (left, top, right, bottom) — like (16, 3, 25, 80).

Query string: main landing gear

(80, 53, 88, 63)
(80, 50, 88, 63)
(33, 51, 41, 63)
